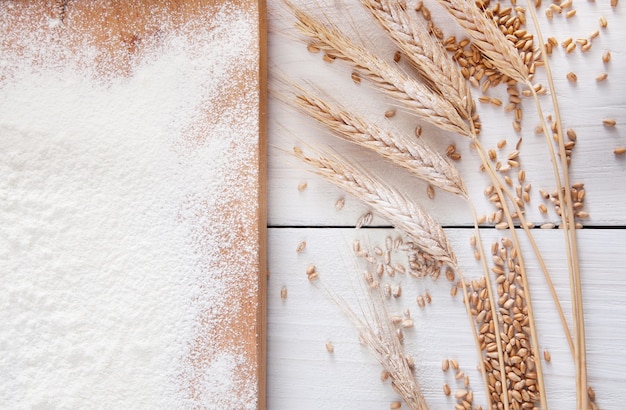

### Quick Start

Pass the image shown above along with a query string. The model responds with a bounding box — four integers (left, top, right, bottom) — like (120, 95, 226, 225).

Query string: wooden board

(0, 1, 266, 408)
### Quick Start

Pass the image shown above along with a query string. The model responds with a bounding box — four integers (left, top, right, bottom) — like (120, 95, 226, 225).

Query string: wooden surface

(1, 1, 266, 408)
(266, 0, 626, 409)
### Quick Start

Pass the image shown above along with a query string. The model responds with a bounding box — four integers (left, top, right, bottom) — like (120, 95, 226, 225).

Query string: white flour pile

(0, 3, 259, 409)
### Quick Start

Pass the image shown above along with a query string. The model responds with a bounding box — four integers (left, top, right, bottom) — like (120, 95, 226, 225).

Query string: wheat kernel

(599, 16, 608, 28)
(450, 358, 459, 370)
(442, 358, 450, 372)
(325, 341, 334, 353)
(390, 401, 402, 409)
(603, 50, 611, 63)
(351, 71, 361, 84)
(611, 0, 619, 6)
(603, 118, 617, 127)
(332, 197, 345, 211)
(491, 97, 503, 106)
(414, 125, 422, 137)
(306, 44, 320, 53)
(565, 9, 576, 18)
(567, 72, 577, 82)
(614, 147, 626, 155)
(417, 295, 426, 308)
(588, 386, 596, 401)
(401, 319, 414, 328)
(596, 72, 608, 81)
(322, 53, 335, 63)
(455, 389, 469, 399)
(543, 350, 551, 362)
(427, 184, 435, 200)
(280, 286, 288, 299)
(296, 241, 307, 253)
(297, 181, 307, 191)
(393, 50, 402, 63)
(566, 42, 576, 53)
(443, 383, 451, 395)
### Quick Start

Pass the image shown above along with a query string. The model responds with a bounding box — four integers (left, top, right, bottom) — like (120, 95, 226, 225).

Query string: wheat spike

(285, 3, 472, 137)
(317, 272, 428, 410)
(361, 0, 473, 117)
(291, 85, 468, 198)
(294, 147, 458, 266)
(437, 0, 529, 83)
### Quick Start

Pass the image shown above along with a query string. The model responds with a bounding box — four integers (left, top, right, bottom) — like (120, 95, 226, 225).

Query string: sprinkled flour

(0, 2, 260, 409)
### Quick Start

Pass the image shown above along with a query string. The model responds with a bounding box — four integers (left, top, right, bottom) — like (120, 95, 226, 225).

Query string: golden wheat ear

(283, 1, 472, 137)
(361, 0, 473, 118)
(293, 146, 458, 267)
(287, 84, 469, 198)
(437, 0, 529, 84)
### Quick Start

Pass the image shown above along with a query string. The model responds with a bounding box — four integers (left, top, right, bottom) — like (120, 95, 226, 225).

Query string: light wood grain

(266, 0, 625, 408)
(267, 0, 625, 228)
(267, 227, 626, 409)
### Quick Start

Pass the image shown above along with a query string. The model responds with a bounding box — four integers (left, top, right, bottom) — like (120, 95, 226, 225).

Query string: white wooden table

(265, 1, 626, 408)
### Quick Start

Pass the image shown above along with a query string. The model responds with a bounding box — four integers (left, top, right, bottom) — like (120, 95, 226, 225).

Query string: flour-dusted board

(0, 1, 266, 408)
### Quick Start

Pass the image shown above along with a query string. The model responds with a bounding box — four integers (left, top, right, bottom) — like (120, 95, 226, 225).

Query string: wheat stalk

(284, 2, 472, 137)
(316, 271, 428, 410)
(293, 146, 457, 267)
(289, 85, 468, 198)
(361, 0, 473, 117)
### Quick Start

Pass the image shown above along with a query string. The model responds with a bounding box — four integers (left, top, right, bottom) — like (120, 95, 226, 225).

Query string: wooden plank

(267, 0, 626, 227)
(1, 1, 265, 408)
(267, 227, 626, 409)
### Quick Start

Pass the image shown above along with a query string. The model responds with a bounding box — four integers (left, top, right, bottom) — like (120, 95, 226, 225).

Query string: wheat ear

(361, 0, 472, 117)
(284, 2, 471, 137)
(437, 0, 528, 83)
(290, 85, 468, 198)
(316, 274, 428, 410)
(294, 147, 457, 266)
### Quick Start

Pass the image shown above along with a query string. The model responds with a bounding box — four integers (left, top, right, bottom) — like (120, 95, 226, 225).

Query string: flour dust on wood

(0, 2, 260, 409)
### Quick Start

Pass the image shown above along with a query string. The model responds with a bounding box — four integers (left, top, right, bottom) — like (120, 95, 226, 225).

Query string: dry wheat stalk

(316, 270, 428, 410)
(361, 0, 473, 117)
(284, 2, 472, 137)
(293, 146, 457, 267)
(437, 0, 529, 84)
(290, 85, 469, 198)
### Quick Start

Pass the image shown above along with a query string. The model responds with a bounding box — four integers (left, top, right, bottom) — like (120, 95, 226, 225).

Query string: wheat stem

(526, 3, 587, 407)
(471, 135, 547, 410)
